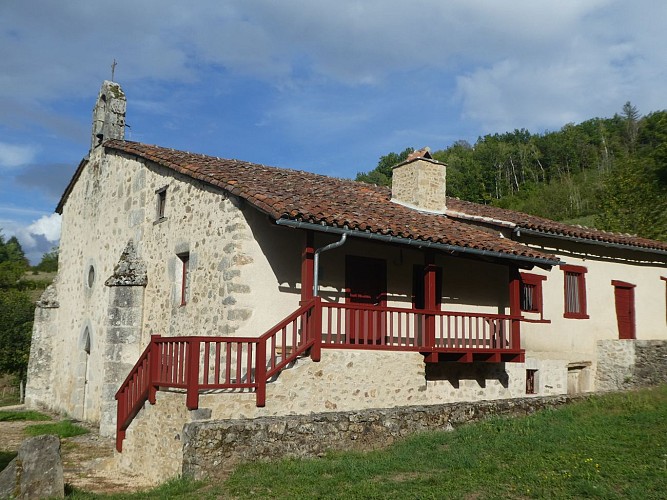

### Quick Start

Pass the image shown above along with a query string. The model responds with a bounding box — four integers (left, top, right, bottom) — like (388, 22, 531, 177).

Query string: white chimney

(391, 148, 447, 213)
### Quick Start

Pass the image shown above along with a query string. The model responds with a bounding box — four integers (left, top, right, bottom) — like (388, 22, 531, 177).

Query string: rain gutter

(275, 219, 561, 268)
(513, 227, 667, 257)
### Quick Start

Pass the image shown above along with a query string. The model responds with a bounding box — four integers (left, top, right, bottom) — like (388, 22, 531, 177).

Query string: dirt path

(0, 409, 151, 494)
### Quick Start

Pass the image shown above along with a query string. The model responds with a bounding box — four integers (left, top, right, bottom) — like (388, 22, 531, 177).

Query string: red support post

(115, 393, 125, 452)
(255, 340, 267, 407)
(185, 339, 200, 410)
(310, 296, 322, 362)
(116, 428, 125, 453)
(301, 230, 315, 302)
(508, 266, 522, 350)
(424, 251, 437, 351)
(148, 335, 160, 405)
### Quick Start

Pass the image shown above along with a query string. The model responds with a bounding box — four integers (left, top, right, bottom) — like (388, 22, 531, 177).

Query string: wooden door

(613, 281, 636, 340)
(346, 256, 387, 343)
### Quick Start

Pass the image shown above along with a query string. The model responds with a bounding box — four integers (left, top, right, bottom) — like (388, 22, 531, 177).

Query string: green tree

(622, 101, 641, 152)
(0, 288, 34, 379)
(34, 247, 59, 273)
(356, 147, 414, 186)
(0, 231, 30, 288)
(597, 158, 667, 240)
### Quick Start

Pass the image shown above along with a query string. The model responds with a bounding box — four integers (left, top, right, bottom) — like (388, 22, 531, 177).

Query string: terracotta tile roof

(99, 140, 557, 264)
(447, 197, 667, 253)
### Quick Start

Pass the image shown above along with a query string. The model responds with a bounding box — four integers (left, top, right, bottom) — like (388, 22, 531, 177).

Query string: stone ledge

(182, 394, 572, 481)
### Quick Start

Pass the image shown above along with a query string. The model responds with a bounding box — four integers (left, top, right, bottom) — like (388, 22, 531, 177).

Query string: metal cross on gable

(111, 59, 117, 81)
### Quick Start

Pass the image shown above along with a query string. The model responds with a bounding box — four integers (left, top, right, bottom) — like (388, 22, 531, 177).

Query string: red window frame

(561, 264, 589, 319)
(520, 272, 547, 321)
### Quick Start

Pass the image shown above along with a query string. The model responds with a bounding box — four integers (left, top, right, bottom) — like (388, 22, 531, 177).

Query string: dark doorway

(345, 256, 387, 343)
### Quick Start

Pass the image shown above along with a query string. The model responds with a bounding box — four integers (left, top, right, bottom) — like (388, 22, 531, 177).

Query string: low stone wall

(635, 340, 667, 386)
(596, 339, 667, 391)
(182, 394, 571, 481)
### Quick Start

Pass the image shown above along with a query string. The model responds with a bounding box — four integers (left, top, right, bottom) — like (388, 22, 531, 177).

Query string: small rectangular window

(562, 265, 588, 319)
(156, 187, 167, 221)
(520, 273, 546, 319)
(526, 369, 538, 394)
(661, 277, 666, 323)
(178, 253, 190, 306)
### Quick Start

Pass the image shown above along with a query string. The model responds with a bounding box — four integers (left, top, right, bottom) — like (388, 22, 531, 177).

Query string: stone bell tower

(90, 80, 126, 151)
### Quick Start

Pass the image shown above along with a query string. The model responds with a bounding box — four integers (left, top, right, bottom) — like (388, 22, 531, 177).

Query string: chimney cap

(392, 147, 445, 170)
(406, 147, 432, 161)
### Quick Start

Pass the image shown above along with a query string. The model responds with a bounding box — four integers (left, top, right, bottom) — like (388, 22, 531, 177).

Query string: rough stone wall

(26, 145, 302, 424)
(634, 340, 667, 386)
(182, 394, 571, 481)
(595, 340, 635, 391)
(115, 391, 191, 486)
(391, 158, 447, 213)
(25, 283, 59, 410)
(595, 339, 667, 391)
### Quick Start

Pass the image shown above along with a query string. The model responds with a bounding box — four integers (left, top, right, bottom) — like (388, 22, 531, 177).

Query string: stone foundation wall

(181, 394, 571, 481)
(634, 340, 667, 386)
(596, 339, 667, 391)
(115, 391, 193, 486)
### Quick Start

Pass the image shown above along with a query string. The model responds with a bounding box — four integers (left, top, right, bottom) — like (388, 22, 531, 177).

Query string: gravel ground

(0, 407, 153, 494)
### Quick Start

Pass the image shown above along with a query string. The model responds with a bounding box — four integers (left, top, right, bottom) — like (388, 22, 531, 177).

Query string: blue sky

(2, 1, 666, 263)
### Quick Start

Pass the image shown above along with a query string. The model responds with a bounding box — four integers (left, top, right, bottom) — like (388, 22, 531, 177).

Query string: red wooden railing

(115, 297, 523, 451)
(115, 299, 316, 451)
(319, 302, 521, 362)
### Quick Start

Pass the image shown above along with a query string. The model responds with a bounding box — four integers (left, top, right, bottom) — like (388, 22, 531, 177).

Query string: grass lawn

(222, 386, 667, 499)
(9, 386, 667, 499)
(0, 410, 51, 422)
(24, 420, 89, 439)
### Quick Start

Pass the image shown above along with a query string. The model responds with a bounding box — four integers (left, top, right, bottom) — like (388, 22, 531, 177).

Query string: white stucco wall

(519, 236, 667, 388)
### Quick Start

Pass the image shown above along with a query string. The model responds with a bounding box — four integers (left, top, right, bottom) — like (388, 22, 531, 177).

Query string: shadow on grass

(0, 451, 17, 472)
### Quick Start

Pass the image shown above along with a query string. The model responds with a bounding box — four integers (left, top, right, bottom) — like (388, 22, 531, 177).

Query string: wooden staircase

(115, 297, 523, 451)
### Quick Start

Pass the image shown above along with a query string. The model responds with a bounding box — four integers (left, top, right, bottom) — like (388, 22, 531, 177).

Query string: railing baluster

(203, 341, 210, 385)
(213, 342, 220, 384)
(225, 343, 232, 384)
(236, 342, 242, 384)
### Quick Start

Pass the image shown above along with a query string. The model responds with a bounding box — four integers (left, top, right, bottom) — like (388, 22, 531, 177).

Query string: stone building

(25, 81, 667, 480)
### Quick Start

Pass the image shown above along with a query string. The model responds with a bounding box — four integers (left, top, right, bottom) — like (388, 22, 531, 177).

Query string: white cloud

(27, 213, 61, 243)
(0, 142, 35, 168)
(0, 213, 60, 265)
(1, 0, 667, 150)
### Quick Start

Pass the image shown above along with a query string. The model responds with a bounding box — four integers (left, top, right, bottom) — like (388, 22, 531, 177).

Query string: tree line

(357, 103, 667, 241)
(0, 232, 58, 394)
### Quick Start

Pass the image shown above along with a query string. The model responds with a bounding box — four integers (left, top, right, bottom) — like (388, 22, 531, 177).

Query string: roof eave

(513, 227, 667, 257)
(275, 218, 561, 269)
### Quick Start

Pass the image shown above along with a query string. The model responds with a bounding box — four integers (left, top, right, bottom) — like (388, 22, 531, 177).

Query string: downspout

(313, 234, 347, 297)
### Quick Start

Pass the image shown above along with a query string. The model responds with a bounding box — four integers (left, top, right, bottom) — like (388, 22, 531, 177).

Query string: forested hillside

(356, 103, 667, 241)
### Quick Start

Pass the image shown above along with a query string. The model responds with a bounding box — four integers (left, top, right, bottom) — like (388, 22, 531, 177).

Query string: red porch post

(301, 231, 321, 361)
(310, 296, 322, 362)
(423, 251, 438, 363)
(508, 266, 521, 350)
(185, 339, 200, 410)
(301, 230, 315, 302)
(255, 340, 267, 407)
(148, 334, 160, 405)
